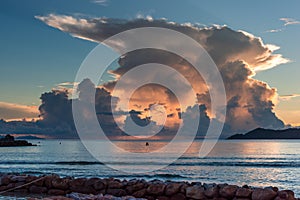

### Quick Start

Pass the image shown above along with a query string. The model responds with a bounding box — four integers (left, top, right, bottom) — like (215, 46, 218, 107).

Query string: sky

(0, 0, 300, 129)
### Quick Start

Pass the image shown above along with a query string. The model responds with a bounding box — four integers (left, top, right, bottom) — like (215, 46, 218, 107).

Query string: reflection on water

(0, 139, 299, 196)
(112, 140, 166, 153)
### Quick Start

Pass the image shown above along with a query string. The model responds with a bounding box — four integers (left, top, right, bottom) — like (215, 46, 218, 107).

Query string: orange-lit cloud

(0, 102, 39, 120)
(279, 94, 300, 101)
(36, 15, 289, 136)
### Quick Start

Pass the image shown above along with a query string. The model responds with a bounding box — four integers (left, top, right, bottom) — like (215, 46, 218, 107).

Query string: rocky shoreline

(0, 134, 35, 147)
(0, 174, 298, 200)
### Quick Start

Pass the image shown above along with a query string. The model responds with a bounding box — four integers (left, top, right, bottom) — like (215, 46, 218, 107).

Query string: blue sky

(1, 0, 300, 125)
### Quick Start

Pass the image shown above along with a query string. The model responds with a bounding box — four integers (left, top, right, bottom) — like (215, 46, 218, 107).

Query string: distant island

(16, 135, 45, 140)
(227, 128, 300, 139)
(0, 134, 36, 147)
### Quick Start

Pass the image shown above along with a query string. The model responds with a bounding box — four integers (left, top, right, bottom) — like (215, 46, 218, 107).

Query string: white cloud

(91, 0, 108, 6)
(280, 18, 300, 26)
(266, 29, 283, 33)
(56, 82, 79, 87)
(266, 17, 299, 33)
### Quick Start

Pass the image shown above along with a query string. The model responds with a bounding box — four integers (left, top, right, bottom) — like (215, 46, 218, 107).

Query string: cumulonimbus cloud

(36, 14, 289, 72)
(35, 14, 290, 136)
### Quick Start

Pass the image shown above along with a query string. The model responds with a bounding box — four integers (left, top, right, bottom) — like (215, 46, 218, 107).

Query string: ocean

(0, 139, 299, 198)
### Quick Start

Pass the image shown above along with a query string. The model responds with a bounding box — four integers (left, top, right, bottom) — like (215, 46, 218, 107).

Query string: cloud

(280, 18, 300, 26)
(0, 102, 39, 120)
(0, 120, 42, 135)
(40, 79, 125, 138)
(279, 94, 300, 101)
(266, 29, 283, 33)
(33, 15, 290, 137)
(36, 14, 289, 72)
(57, 82, 79, 86)
(91, 0, 109, 6)
(266, 17, 300, 33)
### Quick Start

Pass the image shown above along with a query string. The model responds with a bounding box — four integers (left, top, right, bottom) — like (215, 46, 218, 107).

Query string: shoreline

(0, 174, 299, 200)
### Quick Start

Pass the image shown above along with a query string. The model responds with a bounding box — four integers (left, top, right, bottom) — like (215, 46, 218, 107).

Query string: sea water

(0, 139, 299, 198)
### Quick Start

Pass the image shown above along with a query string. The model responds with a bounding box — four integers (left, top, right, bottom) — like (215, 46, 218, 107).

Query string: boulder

(236, 187, 252, 198)
(15, 181, 26, 188)
(33, 176, 45, 186)
(252, 188, 277, 200)
(106, 188, 127, 197)
(146, 183, 166, 196)
(84, 177, 100, 187)
(219, 185, 238, 199)
(70, 178, 86, 187)
(170, 193, 187, 200)
(26, 175, 38, 184)
(265, 186, 279, 192)
(14, 188, 28, 193)
(11, 175, 26, 182)
(186, 185, 206, 200)
(275, 190, 296, 200)
(44, 174, 60, 188)
(127, 179, 139, 186)
(203, 183, 217, 190)
(44, 196, 72, 200)
(179, 183, 189, 194)
(52, 178, 69, 190)
(93, 179, 106, 191)
(204, 186, 219, 198)
(107, 179, 124, 189)
(6, 183, 15, 189)
(126, 181, 145, 194)
(48, 189, 66, 195)
(157, 196, 170, 200)
(29, 185, 47, 193)
(165, 182, 182, 196)
(69, 178, 95, 194)
(0, 186, 7, 191)
(132, 188, 147, 198)
(0, 175, 11, 185)
(144, 196, 156, 200)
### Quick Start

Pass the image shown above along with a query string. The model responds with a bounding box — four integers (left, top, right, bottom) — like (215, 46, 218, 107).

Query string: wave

(179, 156, 300, 161)
(1, 160, 300, 168)
(0, 161, 104, 165)
(114, 173, 186, 179)
(170, 161, 300, 168)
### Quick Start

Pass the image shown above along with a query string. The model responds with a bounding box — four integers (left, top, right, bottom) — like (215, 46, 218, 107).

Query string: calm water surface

(0, 139, 299, 198)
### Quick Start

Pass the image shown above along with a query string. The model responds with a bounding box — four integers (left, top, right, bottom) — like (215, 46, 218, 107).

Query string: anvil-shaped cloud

(35, 14, 289, 137)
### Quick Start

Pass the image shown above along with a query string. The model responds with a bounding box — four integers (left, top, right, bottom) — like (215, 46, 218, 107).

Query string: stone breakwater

(0, 174, 299, 200)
